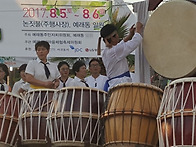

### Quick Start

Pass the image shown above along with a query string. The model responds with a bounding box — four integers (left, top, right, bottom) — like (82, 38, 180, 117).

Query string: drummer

(99, 22, 143, 92)
(25, 41, 60, 90)
(68, 60, 89, 87)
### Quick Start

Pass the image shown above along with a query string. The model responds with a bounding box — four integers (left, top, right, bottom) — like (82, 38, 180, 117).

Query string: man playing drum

(99, 22, 143, 92)
(25, 41, 60, 90)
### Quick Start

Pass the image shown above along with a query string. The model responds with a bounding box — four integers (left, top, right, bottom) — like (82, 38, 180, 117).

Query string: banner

(0, 0, 112, 57)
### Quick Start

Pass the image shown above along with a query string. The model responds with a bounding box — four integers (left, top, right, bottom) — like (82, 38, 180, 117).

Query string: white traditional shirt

(12, 79, 25, 95)
(102, 33, 142, 90)
(25, 58, 60, 89)
(20, 82, 31, 91)
(85, 75, 108, 90)
(58, 77, 73, 89)
(0, 83, 9, 92)
(68, 76, 88, 87)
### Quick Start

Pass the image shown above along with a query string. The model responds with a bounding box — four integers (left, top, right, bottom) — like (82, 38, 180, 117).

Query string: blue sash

(104, 71, 130, 92)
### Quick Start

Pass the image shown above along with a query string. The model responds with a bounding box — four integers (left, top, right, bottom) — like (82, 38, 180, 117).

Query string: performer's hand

(126, 24, 135, 41)
(129, 24, 135, 35)
(124, 24, 135, 42)
(44, 81, 55, 89)
(53, 79, 59, 89)
(135, 22, 143, 35)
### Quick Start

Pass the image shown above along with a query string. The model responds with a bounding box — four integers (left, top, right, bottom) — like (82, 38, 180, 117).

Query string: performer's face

(36, 46, 49, 61)
(105, 31, 119, 45)
(76, 65, 87, 79)
(89, 61, 101, 75)
(59, 64, 70, 78)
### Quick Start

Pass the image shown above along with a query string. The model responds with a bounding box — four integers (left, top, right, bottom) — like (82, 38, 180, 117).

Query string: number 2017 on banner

(23, 8, 101, 19)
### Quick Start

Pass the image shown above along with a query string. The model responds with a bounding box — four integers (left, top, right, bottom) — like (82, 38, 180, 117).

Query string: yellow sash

(30, 84, 48, 89)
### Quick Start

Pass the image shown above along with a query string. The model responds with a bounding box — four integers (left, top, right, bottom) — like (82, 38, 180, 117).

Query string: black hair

(57, 61, 70, 70)
(89, 58, 101, 67)
(0, 63, 9, 77)
(72, 60, 86, 75)
(35, 41, 50, 50)
(100, 24, 117, 38)
(19, 64, 27, 73)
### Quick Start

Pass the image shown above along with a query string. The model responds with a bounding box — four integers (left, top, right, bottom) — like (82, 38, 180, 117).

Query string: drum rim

(102, 110, 158, 119)
(104, 141, 155, 147)
(60, 86, 108, 94)
(170, 77, 196, 85)
(53, 140, 98, 146)
(0, 91, 23, 99)
(27, 87, 107, 94)
(27, 88, 58, 93)
(108, 82, 163, 94)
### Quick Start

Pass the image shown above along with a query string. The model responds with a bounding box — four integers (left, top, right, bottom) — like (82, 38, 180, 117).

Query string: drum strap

(103, 71, 130, 92)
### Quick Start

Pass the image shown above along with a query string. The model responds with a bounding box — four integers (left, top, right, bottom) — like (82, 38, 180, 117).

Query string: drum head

(143, 0, 196, 79)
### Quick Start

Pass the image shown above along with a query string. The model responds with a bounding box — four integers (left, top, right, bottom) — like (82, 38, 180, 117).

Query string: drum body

(157, 78, 196, 146)
(0, 92, 23, 146)
(103, 83, 162, 147)
(19, 89, 58, 146)
(48, 87, 107, 147)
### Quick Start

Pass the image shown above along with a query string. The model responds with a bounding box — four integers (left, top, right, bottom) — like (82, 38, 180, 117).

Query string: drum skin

(102, 83, 163, 147)
(157, 77, 196, 146)
(143, 0, 196, 79)
(49, 87, 107, 147)
(0, 92, 22, 146)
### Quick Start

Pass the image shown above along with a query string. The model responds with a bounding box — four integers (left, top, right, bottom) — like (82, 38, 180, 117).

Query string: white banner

(0, 0, 111, 57)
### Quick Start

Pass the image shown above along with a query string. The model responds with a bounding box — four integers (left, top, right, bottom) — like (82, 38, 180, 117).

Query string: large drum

(102, 83, 163, 146)
(48, 87, 107, 147)
(19, 89, 58, 146)
(0, 91, 23, 147)
(157, 77, 196, 146)
(143, 0, 196, 79)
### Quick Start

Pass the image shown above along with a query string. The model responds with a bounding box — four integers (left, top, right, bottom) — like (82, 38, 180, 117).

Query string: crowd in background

(0, 50, 109, 96)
